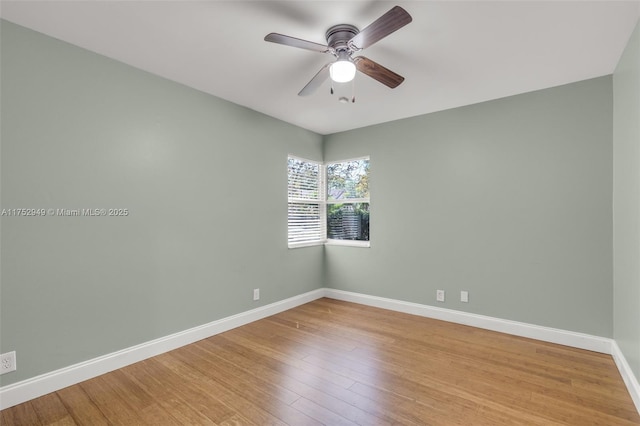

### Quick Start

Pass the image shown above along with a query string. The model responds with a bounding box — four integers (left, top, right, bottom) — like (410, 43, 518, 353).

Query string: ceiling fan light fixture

(265, 6, 412, 95)
(330, 58, 356, 83)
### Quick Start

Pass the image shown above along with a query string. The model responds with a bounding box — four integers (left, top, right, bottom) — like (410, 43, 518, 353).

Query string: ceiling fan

(264, 6, 412, 97)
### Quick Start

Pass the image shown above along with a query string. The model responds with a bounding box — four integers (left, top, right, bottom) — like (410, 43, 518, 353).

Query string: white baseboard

(611, 340, 640, 413)
(0, 288, 325, 410)
(324, 289, 612, 353)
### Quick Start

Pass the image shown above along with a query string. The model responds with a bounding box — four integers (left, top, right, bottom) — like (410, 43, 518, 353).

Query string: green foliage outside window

(327, 159, 370, 241)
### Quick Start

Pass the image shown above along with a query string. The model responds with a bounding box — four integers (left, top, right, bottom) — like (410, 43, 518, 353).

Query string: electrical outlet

(253, 288, 260, 301)
(461, 291, 469, 303)
(436, 289, 445, 302)
(0, 351, 16, 375)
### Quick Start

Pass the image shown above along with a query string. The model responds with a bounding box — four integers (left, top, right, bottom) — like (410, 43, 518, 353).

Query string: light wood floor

(2, 298, 639, 425)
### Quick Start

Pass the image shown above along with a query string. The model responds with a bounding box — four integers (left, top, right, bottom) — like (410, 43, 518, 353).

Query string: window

(288, 156, 370, 248)
(326, 158, 370, 246)
(288, 156, 325, 248)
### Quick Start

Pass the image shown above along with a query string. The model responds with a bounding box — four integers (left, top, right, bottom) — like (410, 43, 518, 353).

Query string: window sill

(288, 240, 371, 249)
(325, 239, 370, 248)
(288, 241, 325, 249)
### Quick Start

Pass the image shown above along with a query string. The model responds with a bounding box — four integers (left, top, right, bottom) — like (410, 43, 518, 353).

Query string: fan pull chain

(351, 77, 356, 103)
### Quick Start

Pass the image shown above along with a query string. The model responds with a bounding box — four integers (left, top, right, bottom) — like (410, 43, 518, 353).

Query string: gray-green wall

(0, 20, 323, 386)
(613, 18, 640, 382)
(324, 76, 614, 337)
(2, 16, 635, 390)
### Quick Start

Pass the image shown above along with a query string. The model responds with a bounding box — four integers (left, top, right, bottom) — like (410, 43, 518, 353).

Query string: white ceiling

(1, 1, 639, 135)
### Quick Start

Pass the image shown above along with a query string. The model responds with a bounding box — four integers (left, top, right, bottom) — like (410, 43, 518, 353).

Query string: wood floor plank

(98, 369, 183, 425)
(349, 380, 491, 426)
(2, 298, 639, 425)
(79, 376, 150, 425)
(197, 336, 411, 425)
(0, 401, 43, 426)
(155, 351, 290, 426)
(184, 342, 301, 406)
(220, 328, 359, 390)
(122, 358, 227, 424)
(530, 391, 640, 425)
(56, 385, 109, 425)
(30, 393, 77, 426)
(189, 337, 387, 425)
(166, 345, 321, 426)
(290, 397, 358, 426)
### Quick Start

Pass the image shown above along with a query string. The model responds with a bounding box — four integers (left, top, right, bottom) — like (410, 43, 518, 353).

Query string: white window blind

(288, 156, 325, 248)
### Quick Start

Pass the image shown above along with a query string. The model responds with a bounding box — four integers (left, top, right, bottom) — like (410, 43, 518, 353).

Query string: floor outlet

(0, 351, 16, 374)
(461, 291, 469, 303)
(253, 288, 260, 301)
(436, 290, 445, 302)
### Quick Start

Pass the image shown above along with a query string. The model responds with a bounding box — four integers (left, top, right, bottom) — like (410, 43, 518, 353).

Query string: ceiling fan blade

(349, 6, 412, 50)
(298, 63, 332, 96)
(354, 56, 405, 88)
(264, 33, 330, 53)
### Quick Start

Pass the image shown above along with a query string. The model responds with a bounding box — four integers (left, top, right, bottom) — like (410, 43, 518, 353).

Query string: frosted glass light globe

(330, 60, 356, 83)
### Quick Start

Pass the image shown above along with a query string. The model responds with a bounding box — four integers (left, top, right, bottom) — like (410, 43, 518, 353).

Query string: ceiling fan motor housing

(326, 24, 359, 53)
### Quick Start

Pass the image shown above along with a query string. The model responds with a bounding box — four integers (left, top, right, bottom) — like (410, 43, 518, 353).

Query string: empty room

(1, 1, 639, 424)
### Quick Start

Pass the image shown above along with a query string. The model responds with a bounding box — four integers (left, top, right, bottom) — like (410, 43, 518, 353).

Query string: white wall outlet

(253, 288, 260, 301)
(461, 290, 469, 303)
(0, 351, 16, 375)
(436, 290, 445, 302)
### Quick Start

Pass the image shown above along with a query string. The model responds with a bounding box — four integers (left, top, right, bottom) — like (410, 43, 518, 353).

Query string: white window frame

(287, 155, 370, 249)
(325, 156, 370, 248)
